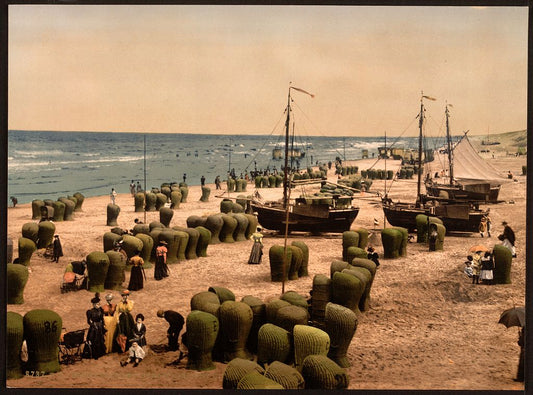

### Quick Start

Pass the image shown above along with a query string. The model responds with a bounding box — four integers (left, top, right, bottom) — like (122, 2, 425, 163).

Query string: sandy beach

(6, 153, 526, 390)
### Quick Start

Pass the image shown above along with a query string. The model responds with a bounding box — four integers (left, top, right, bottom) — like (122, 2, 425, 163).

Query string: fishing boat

(251, 85, 359, 234)
(382, 94, 488, 233)
(423, 104, 504, 203)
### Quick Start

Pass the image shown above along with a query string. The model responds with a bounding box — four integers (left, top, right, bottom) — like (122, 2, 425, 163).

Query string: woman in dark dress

(84, 293, 107, 359)
(128, 251, 145, 291)
(154, 241, 169, 280)
(248, 227, 263, 264)
(132, 313, 147, 347)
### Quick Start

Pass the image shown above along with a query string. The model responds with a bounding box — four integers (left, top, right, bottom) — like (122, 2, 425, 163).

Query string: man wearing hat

(154, 240, 169, 280)
(500, 221, 516, 257)
(52, 234, 63, 262)
(157, 309, 184, 352)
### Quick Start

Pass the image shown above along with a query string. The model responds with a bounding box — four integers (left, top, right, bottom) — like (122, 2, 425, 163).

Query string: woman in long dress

(154, 241, 169, 280)
(248, 227, 263, 264)
(113, 290, 135, 353)
(102, 293, 117, 353)
(84, 293, 107, 359)
(128, 251, 145, 291)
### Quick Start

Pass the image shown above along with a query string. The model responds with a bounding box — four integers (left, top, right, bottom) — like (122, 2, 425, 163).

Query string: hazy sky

(8, 5, 528, 137)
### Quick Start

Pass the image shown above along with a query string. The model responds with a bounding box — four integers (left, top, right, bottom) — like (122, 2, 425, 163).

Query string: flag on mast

(422, 95, 436, 101)
(291, 86, 315, 98)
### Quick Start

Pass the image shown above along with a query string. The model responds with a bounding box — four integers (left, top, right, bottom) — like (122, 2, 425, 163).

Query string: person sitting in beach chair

(60, 260, 88, 293)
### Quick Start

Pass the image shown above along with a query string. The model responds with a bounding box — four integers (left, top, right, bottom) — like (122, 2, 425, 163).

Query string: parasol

(498, 307, 525, 328)
(468, 245, 490, 254)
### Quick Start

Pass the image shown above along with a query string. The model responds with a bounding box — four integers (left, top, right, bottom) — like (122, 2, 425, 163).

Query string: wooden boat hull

(251, 202, 359, 234)
(382, 201, 485, 233)
(425, 182, 500, 203)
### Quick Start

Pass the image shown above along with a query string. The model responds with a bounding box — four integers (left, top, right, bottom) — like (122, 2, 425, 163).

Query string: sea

(8, 130, 424, 204)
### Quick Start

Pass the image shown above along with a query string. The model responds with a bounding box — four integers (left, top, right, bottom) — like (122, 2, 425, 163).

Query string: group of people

(83, 291, 144, 361)
(464, 251, 494, 285)
(82, 290, 185, 367)
(129, 180, 143, 196)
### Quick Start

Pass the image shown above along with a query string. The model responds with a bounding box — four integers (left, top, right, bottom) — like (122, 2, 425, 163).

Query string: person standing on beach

(84, 293, 106, 359)
(154, 241, 169, 280)
(110, 188, 117, 205)
(183, 173, 187, 184)
(499, 221, 516, 257)
(215, 175, 221, 189)
(248, 227, 263, 264)
(128, 250, 145, 291)
(52, 235, 63, 262)
(129, 180, 136, 196)
(102, 293, 117, 354)
(136, 181, 142, 193)
(200, 175, 206, 186)
(157, 309, 185, 351)
(113, 290, 135, 353)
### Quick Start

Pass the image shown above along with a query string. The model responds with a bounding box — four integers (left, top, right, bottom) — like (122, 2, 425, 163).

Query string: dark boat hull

(382, 201, 485, 233)
(251, 202, 359, 234)
(425, 182, 500, 203)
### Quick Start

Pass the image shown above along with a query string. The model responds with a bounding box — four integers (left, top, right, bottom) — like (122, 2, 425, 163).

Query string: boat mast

(445, 103, 453, 185)
(417, 95, 424, 200)
(283, 87, 291, 209)
(417, 92, 435, 201)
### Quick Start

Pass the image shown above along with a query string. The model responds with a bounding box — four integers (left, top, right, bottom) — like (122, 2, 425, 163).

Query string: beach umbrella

(498, 307, 525, 328)
(468, 245, 490, 254)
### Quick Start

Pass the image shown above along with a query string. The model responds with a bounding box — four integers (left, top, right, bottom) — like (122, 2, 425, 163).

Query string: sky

(7, 5, 528, 137)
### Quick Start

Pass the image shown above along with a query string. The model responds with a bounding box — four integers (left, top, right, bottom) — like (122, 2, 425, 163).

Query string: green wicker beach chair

(342, 231, 359, 261)
(208, 286, 236, 304)
(190, 291, 221, 317)
(170, 190, 182, 209)
(301, 354, 349, 389)
(244, 214, 258, 239)
(179, 186, 189, 202)
(32, 200, 45, 219)
(106, 204, 120, 226)
(7, 312, 24, 379)
(274, 305, 309, 332)
(134, 233, 153, 268)
(59, 197, 75, 221)
(104, 251, 126, 290)
(200, 186, 210, 202)
(310, 274, 331, 326)
(330, 259, 351, 278)
(186, 215, 207, 228)
(121, 234, 143, 261)
(381, 228, 403, 259)
(23, 309, 62, 374)
(291, 241, 309, 277)
(293, 324, 330, 373)
(144, 192, 157, 211)
(18, 237, 37, 266)
(223, 358, 265, 389)
(220, 214, 237, 243)
(342, 267, 372, 312)
(219, 301, 254, 362)
(330, 271, 364, 314)
(204, 214, 223, 244)
(7, 263, 29, 304)
(264, 360, 305, 389)
(159, 229, 181, 264)
(159, 207, 173, 227)
(86, 251, 110, 293)
(256, 323, 293, 366)
(288, 245, 303, 280)
(134, 193, 145, 212)
(241, 295, 266, 355)
(493, 244, 513, 284)
(236, 371, 284, 389)
(265, 299, 292, 323)
(73, 192, 84, 211)
(185, 310, 219, 371)
(269, 245, 292, 282)
(37, 221, 55, 249)
(22, 222, 39, 244)
(324, 302, 357, 368)
(102, 232, 122, 253)
(52, 200, 65, 222)
(155, 193, 167, 210)
(195, 226, 211, 257)
(231, 213, 249, 242)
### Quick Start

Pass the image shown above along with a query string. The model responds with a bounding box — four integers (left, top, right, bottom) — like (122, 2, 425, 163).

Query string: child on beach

(120, 341, 145, 367)
(471, 253, 481, 284)
(110, 188, 117, 205)
(464, 255, 473, 278)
